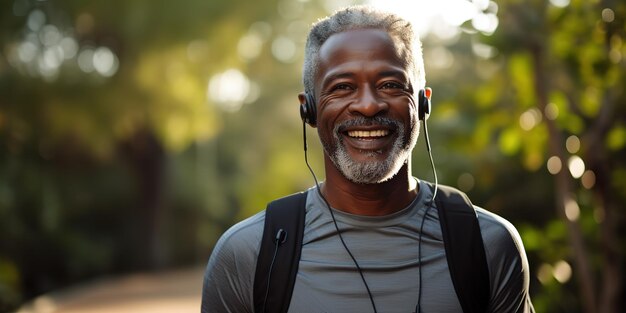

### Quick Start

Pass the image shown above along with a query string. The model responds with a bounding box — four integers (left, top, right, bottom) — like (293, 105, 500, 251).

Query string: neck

(321, 158, 418, 216)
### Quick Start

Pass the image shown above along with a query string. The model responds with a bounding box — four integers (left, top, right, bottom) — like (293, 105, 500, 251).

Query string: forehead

(316, 29, 406, 81)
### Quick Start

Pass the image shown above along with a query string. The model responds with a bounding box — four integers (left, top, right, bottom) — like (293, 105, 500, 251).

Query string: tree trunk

(119, 129, 167, 270)
(530, 45, 598, 313)
(586, 105, 622, 313)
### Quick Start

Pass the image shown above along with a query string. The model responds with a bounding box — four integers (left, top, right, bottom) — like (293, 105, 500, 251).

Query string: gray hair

(302, 5, 425, 95)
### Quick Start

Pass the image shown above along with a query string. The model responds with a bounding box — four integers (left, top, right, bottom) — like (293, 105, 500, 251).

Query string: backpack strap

(252, 185, 489, 313)
(253, 191, 307, 313)
(431, 183, 490, 313)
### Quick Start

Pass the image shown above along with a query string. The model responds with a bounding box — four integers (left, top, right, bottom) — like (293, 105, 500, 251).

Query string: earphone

(417, 88, 432, 122)
(299, 92, 318, 126)
(299, 87, 432, 126)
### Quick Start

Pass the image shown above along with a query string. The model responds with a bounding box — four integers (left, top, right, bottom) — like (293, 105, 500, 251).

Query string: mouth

(346, 129, 390, 139)
(333, 117, 401, 153)
(339, 126, 395, 153)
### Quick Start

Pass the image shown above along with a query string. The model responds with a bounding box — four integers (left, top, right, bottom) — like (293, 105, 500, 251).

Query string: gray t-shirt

(202, 180, 534, 313)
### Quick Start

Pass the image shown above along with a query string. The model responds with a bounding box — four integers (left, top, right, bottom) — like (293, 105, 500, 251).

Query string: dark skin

(299, 29, 429, 216)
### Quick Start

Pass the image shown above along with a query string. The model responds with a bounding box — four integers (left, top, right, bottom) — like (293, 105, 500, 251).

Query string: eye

(380, 81, 405, 90)
(330, 83, 354, 92)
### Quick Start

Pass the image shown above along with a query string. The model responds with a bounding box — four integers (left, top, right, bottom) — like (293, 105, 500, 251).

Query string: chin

(334, 149, 410, 185)
(324, 116, 419, 185)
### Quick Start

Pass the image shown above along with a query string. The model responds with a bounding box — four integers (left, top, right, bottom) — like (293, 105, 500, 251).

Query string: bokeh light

(427, 46, 455, 69)
(8, 7, 119, 81)
(238, 32, 264, 61)
(549, 0, 570, 8)
(208, 69, 251, 112)
(271, 36, 297, 63)
(537, 263, 553, 285)
(581, 170, 596, 189)
(565, 135, 580, 154)
(567, 156, 585, 179)
(564, 198, 580, 222)
(547, 156, 562, 174)
(544, 102, 559, 120)
(553, 260, 572, 283)
(457, 173, 475, 192)
(93, 47, 119, 77)
(602, 8, 615, 23)
(367, 0, 499, 36)
(519, 108, 542, 131)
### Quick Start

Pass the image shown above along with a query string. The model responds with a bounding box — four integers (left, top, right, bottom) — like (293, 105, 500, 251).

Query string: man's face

(314, 29, 420, 184)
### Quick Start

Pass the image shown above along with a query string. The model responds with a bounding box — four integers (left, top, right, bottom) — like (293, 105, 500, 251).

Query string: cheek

(408, 105, 418, 127)
(394, 99, 417, 126)
(317, 101, 344, 133)
(316, 118, 337, 144)
(405, 98, 419, 122)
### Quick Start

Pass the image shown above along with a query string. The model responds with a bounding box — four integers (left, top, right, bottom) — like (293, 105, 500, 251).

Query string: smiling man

(306, 27, 421, 216)
(202, 6, 534, 313)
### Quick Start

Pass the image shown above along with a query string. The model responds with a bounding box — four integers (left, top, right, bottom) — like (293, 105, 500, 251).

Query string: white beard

(322, 116, 420, 184)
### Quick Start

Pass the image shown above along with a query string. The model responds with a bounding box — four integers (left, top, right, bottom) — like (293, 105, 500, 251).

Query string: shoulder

(201, 210, 266, 313)
(209, 189, 311, 264)
(475, 207, 528, 264)
(475, 207, 533, 312)
(210, 210, 266, 262)
(204, 210, 266, 286)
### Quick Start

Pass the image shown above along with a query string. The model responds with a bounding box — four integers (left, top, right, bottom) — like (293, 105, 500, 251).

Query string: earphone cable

(422, 118, 438, 203)
(302, 122, 379, 313)
(262, 236, 283, 313)
(415, 117, 439, 313)
(415, 202, 433, 313)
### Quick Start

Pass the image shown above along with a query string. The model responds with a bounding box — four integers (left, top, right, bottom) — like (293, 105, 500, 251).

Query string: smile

(346, 130, 390, 138)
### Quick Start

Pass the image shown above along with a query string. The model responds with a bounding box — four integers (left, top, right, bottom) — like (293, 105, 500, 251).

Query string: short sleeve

(476, 207, 535, 313)
(201, 212, 265, 313)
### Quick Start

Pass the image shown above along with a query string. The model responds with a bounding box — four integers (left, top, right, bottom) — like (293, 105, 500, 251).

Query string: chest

(287, 224, 463, 313)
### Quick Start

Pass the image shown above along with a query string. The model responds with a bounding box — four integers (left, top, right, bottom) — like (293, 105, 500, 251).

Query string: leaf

(606, 125, 626, 151)
(499, 126, 521, 155)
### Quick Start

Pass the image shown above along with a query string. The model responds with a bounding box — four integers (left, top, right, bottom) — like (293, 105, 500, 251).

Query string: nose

(348, 85, 388, 117)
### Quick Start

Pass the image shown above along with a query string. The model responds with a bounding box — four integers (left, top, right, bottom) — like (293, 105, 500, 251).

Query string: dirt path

(15, 266, 205, 313)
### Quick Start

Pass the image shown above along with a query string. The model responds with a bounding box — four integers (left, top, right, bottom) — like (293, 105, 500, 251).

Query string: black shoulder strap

(253, 191, 307, 313)
(432, 183, 490, 313)
(252, 186, 489, 313)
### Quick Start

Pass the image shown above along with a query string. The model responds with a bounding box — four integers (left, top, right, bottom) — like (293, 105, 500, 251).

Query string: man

(202, 5, 534, 313)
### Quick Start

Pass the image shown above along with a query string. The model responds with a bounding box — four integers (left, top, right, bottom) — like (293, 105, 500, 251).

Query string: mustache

(335, 116, 401, 133)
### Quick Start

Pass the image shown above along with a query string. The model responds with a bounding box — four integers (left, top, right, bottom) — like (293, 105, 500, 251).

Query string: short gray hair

(302, 5, 425, 95)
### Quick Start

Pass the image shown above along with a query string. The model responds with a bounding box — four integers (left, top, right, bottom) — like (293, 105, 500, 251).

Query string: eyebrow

(376, 70, 409, 81)
(321, 68, 408, 90)
(320, 72, 355, 89)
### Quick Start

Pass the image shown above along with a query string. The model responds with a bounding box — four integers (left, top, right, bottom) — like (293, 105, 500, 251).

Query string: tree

(0, 0, 323, 309)
(445, 0, 625, 312)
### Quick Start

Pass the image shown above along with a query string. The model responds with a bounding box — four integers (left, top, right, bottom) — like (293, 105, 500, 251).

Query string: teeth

(347, 130, 389, 138)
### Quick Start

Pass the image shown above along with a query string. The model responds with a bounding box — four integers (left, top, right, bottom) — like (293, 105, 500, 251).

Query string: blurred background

(0, 0, 624, 312)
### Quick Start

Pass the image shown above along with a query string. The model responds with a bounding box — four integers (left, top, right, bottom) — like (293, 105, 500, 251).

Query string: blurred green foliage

(0, 0, 624, 312)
